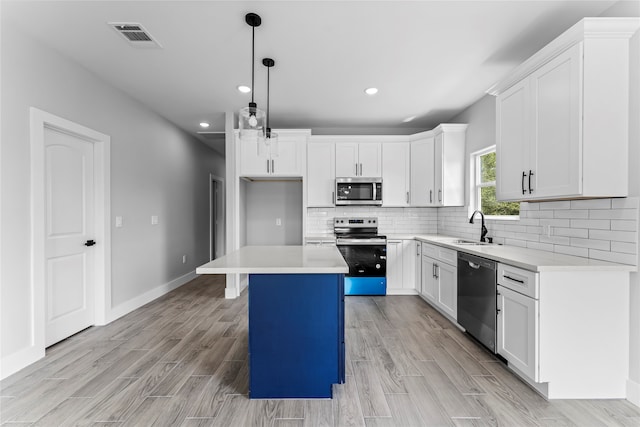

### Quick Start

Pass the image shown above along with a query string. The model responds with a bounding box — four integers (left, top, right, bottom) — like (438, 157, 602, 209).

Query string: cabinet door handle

(272, 159, 275, 174)
(435, 264, 439, 279)
(332, 191, 335, 204)
(267, 159, 270, 173)
(406, 192, 409, 204)
(528, 170, 534, 194)
(355, 163, 358, 176)
(360, 163, 363, 176)
(503, 274, 524, 284)
(522, 171, 526, 195)
(438, 189, 442, 203)
(429, 190, 433, 203)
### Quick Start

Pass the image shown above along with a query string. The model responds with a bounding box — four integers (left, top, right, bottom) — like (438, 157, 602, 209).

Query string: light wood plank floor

(2, 275, 639, 426)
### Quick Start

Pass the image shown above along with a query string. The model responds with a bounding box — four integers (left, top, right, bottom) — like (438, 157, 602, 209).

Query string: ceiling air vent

(109, 22, 162, 48)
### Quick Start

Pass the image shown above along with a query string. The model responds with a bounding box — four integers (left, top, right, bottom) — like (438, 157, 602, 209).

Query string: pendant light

(262, 57, 278, 157)
(238, 13, 266, 141)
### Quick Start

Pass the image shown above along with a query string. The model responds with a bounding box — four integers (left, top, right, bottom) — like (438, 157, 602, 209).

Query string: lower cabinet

(497, 284, 539, 381)
(419, 242, 457, 320)
(386, 239, 416, 295)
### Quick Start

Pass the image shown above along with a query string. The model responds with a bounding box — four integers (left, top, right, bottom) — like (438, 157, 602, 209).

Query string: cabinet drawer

(421, 242, 457, 266)
(497, 263, 538, 299)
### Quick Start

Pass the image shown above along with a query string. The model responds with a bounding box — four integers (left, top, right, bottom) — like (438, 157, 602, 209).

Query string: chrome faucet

(469, 210, 488, 242)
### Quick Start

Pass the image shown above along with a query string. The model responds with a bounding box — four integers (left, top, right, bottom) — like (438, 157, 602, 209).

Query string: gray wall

(1, 20, 224, 365)
(245, 181, 303, 245)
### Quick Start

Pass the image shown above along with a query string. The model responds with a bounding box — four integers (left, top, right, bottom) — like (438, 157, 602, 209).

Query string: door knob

(84, 240, 96, 246)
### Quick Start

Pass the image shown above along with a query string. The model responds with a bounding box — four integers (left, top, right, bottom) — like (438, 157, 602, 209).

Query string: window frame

(470, 146, 519, 221)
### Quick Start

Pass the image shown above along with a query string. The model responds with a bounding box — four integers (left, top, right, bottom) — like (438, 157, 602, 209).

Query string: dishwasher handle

(468, 261, 481, 269)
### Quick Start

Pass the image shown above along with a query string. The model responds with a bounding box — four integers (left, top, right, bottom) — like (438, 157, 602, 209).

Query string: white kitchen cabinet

(494, 260, 628, 399)
(307, 142, 335, 207)
(386, 239, 416, 295)
(409, 136, 435, 206)
(239, 131, 306, 177)
(415, 241, 422, 294)
(335, 142, 381, 178)
(420, 242, 457, 319)
(497, 284, 539, 382)
(382, 142, 410, 206)
(492, 18, 636, 201)
(409, 126, 466, 207)
(433, 125, 466, 207)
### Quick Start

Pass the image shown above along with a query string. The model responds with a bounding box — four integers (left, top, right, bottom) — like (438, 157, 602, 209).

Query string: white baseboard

(0, 345, 45, 381)
(386, 288, 419, 295)
(107, 270, 197, 323)
(628, 379, 640, 408)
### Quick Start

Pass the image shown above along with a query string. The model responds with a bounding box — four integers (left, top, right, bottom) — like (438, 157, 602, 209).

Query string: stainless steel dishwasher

(457, 252, 497, 353)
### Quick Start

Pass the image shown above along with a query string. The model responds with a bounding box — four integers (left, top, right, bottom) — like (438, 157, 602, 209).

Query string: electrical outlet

(151, 215, 159, 225)
(276, 218, 282, 226)
(115, 216, 123, 228)
(182, 255, 187, 264)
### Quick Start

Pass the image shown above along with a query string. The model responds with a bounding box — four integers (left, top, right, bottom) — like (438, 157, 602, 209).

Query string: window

(471, 147, 519, 218)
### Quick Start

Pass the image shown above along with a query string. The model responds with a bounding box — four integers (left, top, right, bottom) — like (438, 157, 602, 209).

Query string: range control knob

(376, 264, 381, 269)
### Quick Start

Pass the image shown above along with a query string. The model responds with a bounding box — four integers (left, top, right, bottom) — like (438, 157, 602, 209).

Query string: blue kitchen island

(196, 246, 348, 399)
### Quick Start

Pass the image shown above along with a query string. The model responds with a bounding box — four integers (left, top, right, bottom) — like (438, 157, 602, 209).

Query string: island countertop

(196, 245, 349, 275)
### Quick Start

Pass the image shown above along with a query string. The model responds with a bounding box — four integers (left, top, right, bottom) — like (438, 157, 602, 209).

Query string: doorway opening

(210, 174, 225, 261)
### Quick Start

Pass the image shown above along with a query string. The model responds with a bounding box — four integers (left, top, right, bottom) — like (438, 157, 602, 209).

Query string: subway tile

(612, 197, 639, 209)
(504, 238, 528, 248)
(570, 199, 611, 209)
(520, 202, 539, 211)
(570, 219, 610, 230)
(570, 237, 610, 251)
(611, 241, 638, 255)
(540, 218, 571, 227)
(554, 209, 589, 219)
(611, 220, 637, 231)
(526, 241, 554, 252)
(540, 235, 571, 245)
(589, 209, 638, 220)
(527, 210, 554, 219)
(588, 249, 637, 265)
(589, 229, 637, 243)
(517, 218, 540, 226)
(538, 200, 571, 210)
(552, 227, 588, 238)
(554, 245, 589, 258)
(526, 226, 543, 234)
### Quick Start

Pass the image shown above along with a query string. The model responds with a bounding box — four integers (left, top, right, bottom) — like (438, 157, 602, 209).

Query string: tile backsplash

(307, 197, 638, 266)
(307, 207, 438, 235)
(438, 197, 638, 265)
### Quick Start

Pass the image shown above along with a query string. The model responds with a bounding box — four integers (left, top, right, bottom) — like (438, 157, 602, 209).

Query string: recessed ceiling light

(402, 116, 416, 123)
(199, 122, 210, 128)
(237, 85, 251, 93)
(364, 87, 378, 95)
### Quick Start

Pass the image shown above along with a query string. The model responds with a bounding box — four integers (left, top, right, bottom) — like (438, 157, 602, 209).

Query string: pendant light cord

(251, 26, 255, 105)
(266, 65, 270, 130)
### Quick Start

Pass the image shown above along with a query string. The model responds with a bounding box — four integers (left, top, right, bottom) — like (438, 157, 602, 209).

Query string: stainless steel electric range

(334, 217, 387, 295)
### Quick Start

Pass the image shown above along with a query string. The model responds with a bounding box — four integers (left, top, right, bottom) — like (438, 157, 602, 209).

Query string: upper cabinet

(335, 142, 382, 178)
(433, 124, 467, 207)
(382, 142, 410, 206)
(491, 18, 639, 202)
(410, 136, 435, 206)
(410, 125, 467, 207)
(239, 130, 309, 178)
(307, 142, 335, 207)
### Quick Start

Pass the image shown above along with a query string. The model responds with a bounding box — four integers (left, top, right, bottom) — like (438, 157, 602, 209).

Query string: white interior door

(44, 127, 95, 346)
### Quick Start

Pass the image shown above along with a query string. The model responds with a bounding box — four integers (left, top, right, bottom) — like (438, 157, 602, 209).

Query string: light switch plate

(151, 215, 159, 225)
(115, 216, 123, 228)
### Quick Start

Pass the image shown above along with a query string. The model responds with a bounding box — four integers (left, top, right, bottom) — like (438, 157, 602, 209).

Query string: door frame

(209, 173, 225, 261)
(30, 108, 111, 354)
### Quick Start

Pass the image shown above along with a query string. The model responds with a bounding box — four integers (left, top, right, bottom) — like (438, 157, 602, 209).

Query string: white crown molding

(487, 17, 640, 96)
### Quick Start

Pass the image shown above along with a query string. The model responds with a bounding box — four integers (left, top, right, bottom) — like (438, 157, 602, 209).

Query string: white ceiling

(2, 0, 628, 154)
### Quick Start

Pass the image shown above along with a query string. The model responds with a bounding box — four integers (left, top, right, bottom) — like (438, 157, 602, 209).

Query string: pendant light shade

(262, 57, 278, 157)
(238, 13, 266, 141)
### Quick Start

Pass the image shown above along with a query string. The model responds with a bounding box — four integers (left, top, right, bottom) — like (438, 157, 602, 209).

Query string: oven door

(335, 179, 382, 205)
(336, 240, 386, 295)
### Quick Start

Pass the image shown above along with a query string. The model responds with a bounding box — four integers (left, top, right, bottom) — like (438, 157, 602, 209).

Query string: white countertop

(412, 234, 636, 272)
(196, 245, 349, 274)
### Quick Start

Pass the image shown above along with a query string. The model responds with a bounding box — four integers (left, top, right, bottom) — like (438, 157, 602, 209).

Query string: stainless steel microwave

(335, 178, 382, 205)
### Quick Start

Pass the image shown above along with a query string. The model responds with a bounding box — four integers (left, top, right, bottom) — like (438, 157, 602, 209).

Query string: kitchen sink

(452, 239, 488, 245)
